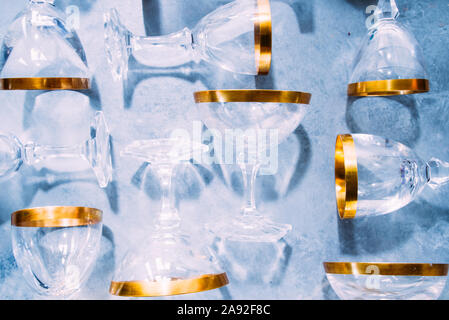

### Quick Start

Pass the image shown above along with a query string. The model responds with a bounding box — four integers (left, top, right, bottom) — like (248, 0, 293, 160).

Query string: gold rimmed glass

(194, 89, 311, 242)
(104, 0, 271, 81)
(335, 134, 449, 219)
(324, 262, 448, 300)
(109, 138, 229, 297)
(11, 206, 103, 298)
(348, 0, 429, 96)
(0, 0, 90, 90)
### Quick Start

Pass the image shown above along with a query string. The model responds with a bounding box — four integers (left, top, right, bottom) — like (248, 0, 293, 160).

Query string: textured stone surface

(0, 0, 448, 300)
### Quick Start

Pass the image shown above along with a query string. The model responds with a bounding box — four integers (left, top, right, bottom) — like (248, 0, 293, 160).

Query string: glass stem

(239, 162, 261, 217)
(22, 142, 85, 165)
(131, 28, 197, 67)
(427, 158, 449, 189)
(154, 163, 180, 230)
(374, 0, 399, 23)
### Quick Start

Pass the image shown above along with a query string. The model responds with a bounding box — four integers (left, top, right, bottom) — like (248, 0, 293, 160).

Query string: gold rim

(0, 77, 90, 90)
(11, 206, 102, 228)
(323, 262, 449, 277)
(335, 134, 358, 219)
(109, 273, 229, 297)
(255, 0, 272, 75)
(194, 90, 311, 104)
(347, 79, 429, 97)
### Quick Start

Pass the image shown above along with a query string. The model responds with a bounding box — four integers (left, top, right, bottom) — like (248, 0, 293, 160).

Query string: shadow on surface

(281, 0, 315, 33)
(338, 199, 449, 255)
(346, 95, 421, 147)
(213, 238, 293, 287)
(23, 77, 102, 129)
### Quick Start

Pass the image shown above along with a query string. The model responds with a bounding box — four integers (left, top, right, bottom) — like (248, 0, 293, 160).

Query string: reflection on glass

(335, 134, 449, 219)
(0, 111, 112, 188)
(348, 0, 429, 96)
(0, 0, 90, 90)
(11, 206, 103, 298)
(324, 262, 448, 300)
(194, 90, 311, 242)
(110, 138, 228, 297)
(104, 0, 271, 81)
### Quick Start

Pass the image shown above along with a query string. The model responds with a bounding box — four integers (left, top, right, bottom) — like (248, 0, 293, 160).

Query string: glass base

(87, 112, 112, 188)
(208, 212, 292, 243)
(104, 8, 130, 81)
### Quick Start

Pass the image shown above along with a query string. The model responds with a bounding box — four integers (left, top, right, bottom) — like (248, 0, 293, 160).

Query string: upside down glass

(104, 0, 271, 81)
(0, 0, 90, 90)
(194, 90, 312, 242)
(110, 138, 229, 297)
(335, 134, 449, 219)
(348, 0, 429, 96)
(0, 111, 112, 188)
(11, 206, 103, 298)
(324, 262, 448, 300)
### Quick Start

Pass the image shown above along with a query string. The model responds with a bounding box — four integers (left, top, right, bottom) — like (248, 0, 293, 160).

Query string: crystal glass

(324, 262, 448, 300)
(110, 138, 229, 297)
(335, 134, 449, 219)
(104, 0, 271, 81)
(348, 0, 429, 96)
(0, 111, 112, 188)
(194, 89, 311, 242)
(0, 0, 90, 90)
(11, 206, 103, 298)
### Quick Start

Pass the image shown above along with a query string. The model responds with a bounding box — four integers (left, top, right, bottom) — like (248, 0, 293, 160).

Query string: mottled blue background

(0, 0, 448, 300)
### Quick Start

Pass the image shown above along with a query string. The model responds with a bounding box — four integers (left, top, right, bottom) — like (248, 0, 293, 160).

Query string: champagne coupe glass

(0, 111, 112, 188)
(109, 138, 229, 297)
(11, 206, 103, 298)
(348, 0, 429, 97)
(0, 0, 90, 90)
(194, 89, 312, 242)
(323, 262, 448, 300)
(104, 0, 271, 81)
(335, 134, 449, 219)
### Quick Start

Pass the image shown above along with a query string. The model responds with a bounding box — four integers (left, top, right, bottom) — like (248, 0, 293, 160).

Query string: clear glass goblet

(0, 111, 112, 188)
(348, 0, 429, 96)
(11, 206, 103, 298)
(335, 134, 449, 219)
(104, 0, 271, 81)
(0, 0, 90, 90)
(324, 262, 448, 300)
(194, 89, 312, 242)
(109, 138, 229, 297)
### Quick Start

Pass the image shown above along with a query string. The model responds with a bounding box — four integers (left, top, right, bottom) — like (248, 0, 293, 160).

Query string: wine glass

(348, 0, 429, 96)
(11, 206, 103, 298)
(109, 138, 229, 297)
(323, 262, 448, 300)
(194, 89, 312, 242)
(104, 0, 271, 81)
(0, 111, 112, 188)
(335, 134, 449, 219)
(0, 0, 90, 90)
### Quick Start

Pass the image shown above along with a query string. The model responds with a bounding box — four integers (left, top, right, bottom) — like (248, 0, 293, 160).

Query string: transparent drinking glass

(104, 0, 271, 81)
(0, 0, 90, 90)
(0, 111, 112, 188)
(194, 89, 312, 242)
(335, 134, 449, 219)
(11, 206, 103, 298)
(109, 138, 229, 297)
(323, 262, 448, 300)
(348, 0, 429, 96)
